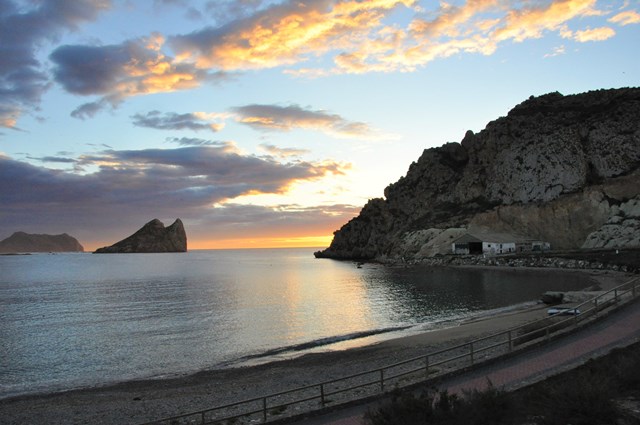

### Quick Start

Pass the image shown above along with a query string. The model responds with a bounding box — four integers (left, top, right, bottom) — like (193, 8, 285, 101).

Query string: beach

(0, 267, 631, 425)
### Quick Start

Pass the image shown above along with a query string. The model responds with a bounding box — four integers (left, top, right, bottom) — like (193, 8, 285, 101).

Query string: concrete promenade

(296, 298, 640, 425)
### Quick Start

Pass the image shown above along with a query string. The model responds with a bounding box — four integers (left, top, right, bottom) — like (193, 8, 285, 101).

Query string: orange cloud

(51, 0, 627, 115)
(566, 26, 616, 42)
(289, 0, 610, 76)
(0, 114, 18, 129)
(170, 0, 416, 70)
(609, 10, 640, 26)
(493, 0, 600, 43)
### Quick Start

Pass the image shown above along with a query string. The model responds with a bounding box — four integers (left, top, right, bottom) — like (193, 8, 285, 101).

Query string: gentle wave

(240, 325, 414, 361)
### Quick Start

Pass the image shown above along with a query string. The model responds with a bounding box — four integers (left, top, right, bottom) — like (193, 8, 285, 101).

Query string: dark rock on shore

(316, 88, 640, 261)
(94, 218, 187, 253)
(0, 232, 84, 253)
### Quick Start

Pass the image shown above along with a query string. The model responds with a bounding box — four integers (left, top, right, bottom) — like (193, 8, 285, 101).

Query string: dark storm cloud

(132, 111, 223, 132)
(0, 0, 112, 129)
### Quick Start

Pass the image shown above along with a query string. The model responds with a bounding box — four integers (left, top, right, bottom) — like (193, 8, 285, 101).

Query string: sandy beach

(0, 267, 632, 425)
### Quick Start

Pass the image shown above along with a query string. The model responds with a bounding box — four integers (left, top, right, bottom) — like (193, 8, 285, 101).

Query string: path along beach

(0, 267, 633, 425)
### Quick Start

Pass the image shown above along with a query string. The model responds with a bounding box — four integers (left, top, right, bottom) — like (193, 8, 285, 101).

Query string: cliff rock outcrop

(0, 232, 84, 253)
(94, 219, 187, 253)
(316, 88, 640, 261)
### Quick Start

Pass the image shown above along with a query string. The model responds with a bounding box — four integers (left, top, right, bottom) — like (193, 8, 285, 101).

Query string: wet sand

(0, 268, 631, 425)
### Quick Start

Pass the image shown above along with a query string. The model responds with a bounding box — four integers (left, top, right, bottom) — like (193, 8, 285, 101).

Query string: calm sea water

(0, 248, 588, 399)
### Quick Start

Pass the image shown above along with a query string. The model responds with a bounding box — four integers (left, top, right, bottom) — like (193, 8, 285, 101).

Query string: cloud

(132, 111, 226, 132)
(232, 104, 381, 139)
(27, 155, 78, 164)
(564, 26, 616, 42)
(169, 0, 416, 70)
(203, 0, 268, 25)
(154, 0, 204, 21)
(38, 0, 626, 119)
(71, 99, 113, 120)
(0, 0, 112, 129)
(292, 0, 614, 75)
(0, 148, 349, 244)
(259, 143, 310, 158)
(609, 10, 640, 26)
(188, 202, 360, 241)
(50, 34, 228, 117)
(544, 45, 566, 58)
(166, 137, 234, 147)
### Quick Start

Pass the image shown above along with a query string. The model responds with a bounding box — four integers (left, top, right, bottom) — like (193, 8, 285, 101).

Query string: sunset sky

(1, 0, 638, 251)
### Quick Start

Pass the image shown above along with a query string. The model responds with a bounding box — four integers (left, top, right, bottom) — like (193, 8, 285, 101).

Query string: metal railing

(141, 277, 639, 425)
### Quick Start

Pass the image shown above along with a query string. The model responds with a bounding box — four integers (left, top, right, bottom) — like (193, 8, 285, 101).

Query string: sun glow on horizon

(186, 235, 334, 250)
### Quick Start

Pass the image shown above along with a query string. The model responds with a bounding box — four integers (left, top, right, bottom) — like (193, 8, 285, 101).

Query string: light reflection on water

(0, 249, 588, 398)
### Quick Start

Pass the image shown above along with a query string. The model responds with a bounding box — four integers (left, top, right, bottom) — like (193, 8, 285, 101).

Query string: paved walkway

(294, 299, 640, 425)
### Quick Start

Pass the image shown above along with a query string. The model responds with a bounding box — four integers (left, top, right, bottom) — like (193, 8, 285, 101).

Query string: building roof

(453, 232, 537, 244)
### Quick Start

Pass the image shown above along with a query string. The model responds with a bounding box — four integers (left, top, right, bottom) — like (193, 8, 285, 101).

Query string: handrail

(140, 277, 639, 425)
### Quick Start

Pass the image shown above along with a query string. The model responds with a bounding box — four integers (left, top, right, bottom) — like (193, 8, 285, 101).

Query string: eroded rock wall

(316, 88, 640, 260)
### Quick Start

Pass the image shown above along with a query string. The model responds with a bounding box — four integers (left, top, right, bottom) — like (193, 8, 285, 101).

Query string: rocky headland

(316, 88, 640, 261)
(0, 232, 84, 253)
(94, 218, 187, 253)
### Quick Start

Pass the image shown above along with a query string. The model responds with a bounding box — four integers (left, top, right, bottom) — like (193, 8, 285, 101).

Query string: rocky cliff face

(0, 232, 84, 253)
(316, 88, 640, 261)
(94, 219, 187, 253)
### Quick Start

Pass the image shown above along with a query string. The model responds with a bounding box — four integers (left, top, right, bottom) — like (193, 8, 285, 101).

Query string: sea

(0, 248, 589, 399)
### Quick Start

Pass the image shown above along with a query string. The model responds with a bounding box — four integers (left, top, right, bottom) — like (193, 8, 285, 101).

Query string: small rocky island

(94, 218, 187, 253)
(0, 232, 84, 253)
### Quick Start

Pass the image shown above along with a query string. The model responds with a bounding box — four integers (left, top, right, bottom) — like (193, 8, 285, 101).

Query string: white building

(451, 232, 550, 255)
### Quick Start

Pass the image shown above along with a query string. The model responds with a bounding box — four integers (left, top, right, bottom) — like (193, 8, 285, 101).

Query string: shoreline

(0, 267, 633, 425)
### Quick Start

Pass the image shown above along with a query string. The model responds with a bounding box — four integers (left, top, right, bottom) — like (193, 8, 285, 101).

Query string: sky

(0, 0, 638, 251)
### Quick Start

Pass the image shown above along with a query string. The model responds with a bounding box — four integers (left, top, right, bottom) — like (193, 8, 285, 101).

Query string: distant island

(94, 218, 187, 253)
(316, 87, 640, 261)
(0, 232, 84, 253)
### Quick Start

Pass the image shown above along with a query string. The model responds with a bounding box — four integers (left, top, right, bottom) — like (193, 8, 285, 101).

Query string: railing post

(425, 355, 430, 378)
(615, 289, 618, 303)
(545, 326, 550, 341)
(380, 370, 384, 392)
(201, 411, 205, 424)
(508, 330, 513, 352)
(469, 342, 474, 366)
(320, 384, 325, 406)
(263, 397, 267, 423)
(594, 297, 599, 314)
